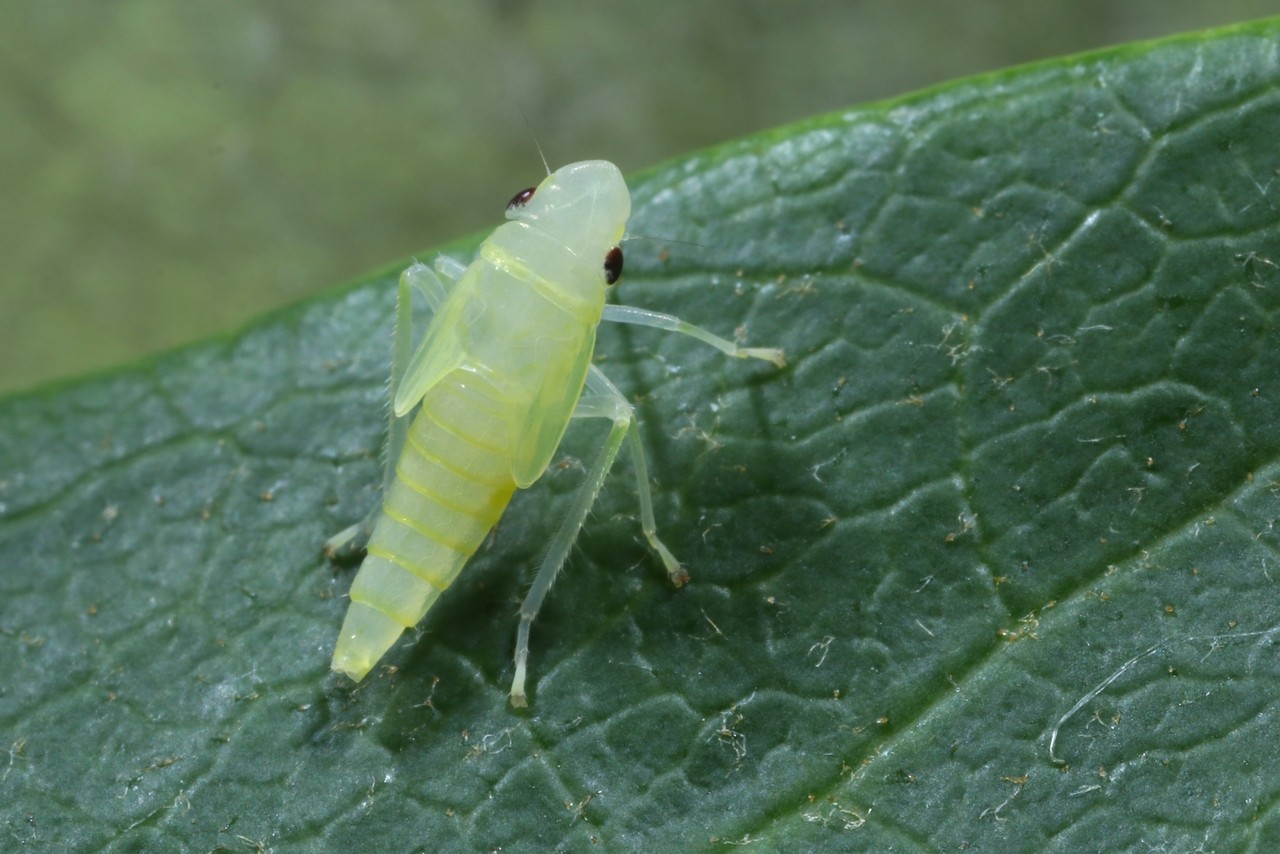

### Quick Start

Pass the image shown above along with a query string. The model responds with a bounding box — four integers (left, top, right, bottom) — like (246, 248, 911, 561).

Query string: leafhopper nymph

(327, 161, 784, 706)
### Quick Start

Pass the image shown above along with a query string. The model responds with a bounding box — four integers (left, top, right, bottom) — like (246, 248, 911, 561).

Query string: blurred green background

(1, 0, 1273, 396)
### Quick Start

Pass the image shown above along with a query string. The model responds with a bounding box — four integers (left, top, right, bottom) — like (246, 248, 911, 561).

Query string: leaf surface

(3, 20, 1280, 852)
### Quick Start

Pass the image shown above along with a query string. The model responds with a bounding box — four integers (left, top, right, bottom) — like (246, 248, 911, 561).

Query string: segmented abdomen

(331, 371, 518, 681)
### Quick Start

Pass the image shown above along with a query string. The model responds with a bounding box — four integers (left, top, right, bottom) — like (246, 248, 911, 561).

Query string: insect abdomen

(331, 372, 517, 681)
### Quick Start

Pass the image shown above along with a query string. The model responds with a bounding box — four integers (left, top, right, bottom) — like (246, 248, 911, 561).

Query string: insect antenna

(623, 232, 709, 250)
(516, 103, 552, 176)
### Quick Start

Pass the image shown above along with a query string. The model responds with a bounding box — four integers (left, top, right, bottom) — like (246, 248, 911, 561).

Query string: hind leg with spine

(509, 366, 682, 706)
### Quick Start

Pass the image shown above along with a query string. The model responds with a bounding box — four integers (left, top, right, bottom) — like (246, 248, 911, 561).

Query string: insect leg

(404, 261, 449, 309)
(509, 365, 681, 707)
(585, 366, 685, 584)
(601, 304, 786, 368)
(433, 254, 468, 284)
(324, 262, 451, 559)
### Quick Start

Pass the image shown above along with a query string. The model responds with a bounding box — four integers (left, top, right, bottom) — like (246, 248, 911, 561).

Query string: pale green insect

(326, 160, 784, 707)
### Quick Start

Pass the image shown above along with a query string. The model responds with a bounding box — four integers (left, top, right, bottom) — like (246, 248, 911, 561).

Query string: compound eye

(603, 246, 624, 285)
(507, 187, 536, 210)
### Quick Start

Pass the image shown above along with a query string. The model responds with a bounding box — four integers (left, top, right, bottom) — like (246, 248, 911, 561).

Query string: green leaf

(4, 19, 1280, 851)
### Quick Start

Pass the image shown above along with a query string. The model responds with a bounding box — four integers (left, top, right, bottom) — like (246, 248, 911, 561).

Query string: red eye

(507, 187, 536, 210)
(603, 246, 623, 284)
